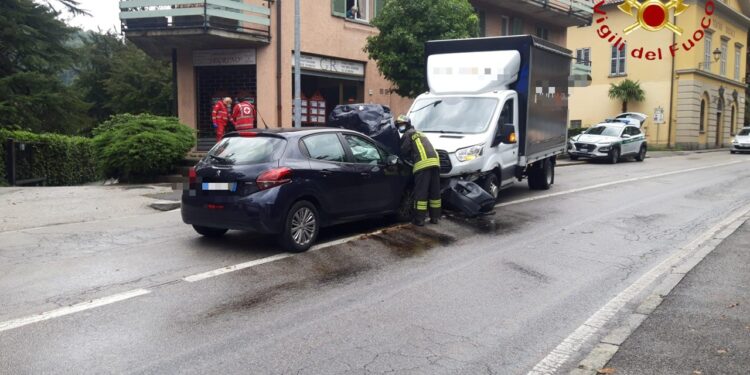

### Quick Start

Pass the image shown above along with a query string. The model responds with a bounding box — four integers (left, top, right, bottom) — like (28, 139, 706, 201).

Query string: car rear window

(207, 136, 286, 165)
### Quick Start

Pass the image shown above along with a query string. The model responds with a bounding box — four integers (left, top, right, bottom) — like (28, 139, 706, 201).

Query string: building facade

(568, 0, 750, 148)
(121, 0, 592, 150)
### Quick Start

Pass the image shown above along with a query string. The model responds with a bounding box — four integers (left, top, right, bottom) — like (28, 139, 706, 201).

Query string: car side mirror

(622, 134, 631, 139)
(386, 154, 399, 166)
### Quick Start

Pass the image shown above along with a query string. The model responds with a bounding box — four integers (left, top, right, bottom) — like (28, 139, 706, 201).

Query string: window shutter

(332, 0, 346, 17)
(374, 0, 385, 19)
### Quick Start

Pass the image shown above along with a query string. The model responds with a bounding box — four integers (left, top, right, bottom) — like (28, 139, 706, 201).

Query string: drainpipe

(276, 0, 282, 127)
(667, 13, 676, 148)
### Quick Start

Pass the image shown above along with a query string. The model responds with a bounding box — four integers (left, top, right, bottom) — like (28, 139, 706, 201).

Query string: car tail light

(257, 167, 292, 191)
(188, 167, 196, 183)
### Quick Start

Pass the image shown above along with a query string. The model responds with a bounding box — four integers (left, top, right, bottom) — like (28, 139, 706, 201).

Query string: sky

(51, 0, 122, 32)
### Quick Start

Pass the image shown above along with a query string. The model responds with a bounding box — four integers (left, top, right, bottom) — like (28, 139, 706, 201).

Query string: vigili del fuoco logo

(593, 0, 716, 61)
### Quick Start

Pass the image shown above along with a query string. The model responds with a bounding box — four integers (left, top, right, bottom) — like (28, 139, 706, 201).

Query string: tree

(0, 0, 91, 134)
(365, 0, 479, 98)
(43, 0, 90, 16)
(608, 79, 645, 113)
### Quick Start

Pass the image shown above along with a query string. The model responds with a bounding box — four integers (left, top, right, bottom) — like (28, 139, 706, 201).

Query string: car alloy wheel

(291, 207, 316, 247)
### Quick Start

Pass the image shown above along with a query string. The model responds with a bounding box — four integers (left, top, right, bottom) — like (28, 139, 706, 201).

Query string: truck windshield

(410, 97, 498, 134)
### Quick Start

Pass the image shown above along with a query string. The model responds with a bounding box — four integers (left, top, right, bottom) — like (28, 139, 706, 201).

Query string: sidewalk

(602, 220, 750, 375)
(556, 148, 730, 167)
(0, 184, 179, 232)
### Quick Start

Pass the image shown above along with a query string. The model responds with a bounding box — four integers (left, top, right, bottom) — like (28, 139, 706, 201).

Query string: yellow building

(568, 0, 750, 148)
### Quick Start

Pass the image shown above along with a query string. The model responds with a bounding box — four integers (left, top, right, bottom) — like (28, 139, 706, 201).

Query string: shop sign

(293, 54, 365, 77)
(194, 49, 256, 66)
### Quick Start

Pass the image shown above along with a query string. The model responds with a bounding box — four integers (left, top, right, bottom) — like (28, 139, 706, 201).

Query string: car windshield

(738, 129, 750, 136)
(207, 136, 286, 165)
(585, 126, 622, 137)
(410, 97, 498, 134)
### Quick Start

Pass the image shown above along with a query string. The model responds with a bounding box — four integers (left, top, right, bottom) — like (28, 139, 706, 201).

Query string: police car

(568, 123, 647, 164)
(730, 127, 750, 154)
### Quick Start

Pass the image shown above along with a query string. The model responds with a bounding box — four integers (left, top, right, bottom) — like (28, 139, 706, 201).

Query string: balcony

(120, 0, 271, 59)
(514, 0, 593, 27)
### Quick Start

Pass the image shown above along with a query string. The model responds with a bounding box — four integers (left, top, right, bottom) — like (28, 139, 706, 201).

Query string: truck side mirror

(494, 123, 517, 146)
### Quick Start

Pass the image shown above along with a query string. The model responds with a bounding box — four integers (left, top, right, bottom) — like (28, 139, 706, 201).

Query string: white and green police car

(567, 123, 647, 164)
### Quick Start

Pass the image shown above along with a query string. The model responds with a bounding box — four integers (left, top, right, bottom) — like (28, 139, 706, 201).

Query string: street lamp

(713, 48, 722, 62)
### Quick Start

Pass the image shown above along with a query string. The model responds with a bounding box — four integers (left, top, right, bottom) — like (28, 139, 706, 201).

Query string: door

(622, 127, 639, 154)
(341, 133, 396, 213)
(494, 96, 519, 185)
(301, 133, 358, 218)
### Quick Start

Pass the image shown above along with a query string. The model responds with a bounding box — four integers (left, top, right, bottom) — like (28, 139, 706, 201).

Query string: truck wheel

(635, 145, 647, 162)
(479, 173, 500, 200)
(278, 200, 319, 253)
(528, 159, 553, 190)
(609, 148, 620, 164)
(192, 225, 228, 238)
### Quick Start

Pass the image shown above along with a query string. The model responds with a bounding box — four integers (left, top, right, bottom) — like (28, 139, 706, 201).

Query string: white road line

(0, 289, 151, 333)
(497, 160, 744, 208)
(183, 225, 405, 283)
(527, 202, 750, 375)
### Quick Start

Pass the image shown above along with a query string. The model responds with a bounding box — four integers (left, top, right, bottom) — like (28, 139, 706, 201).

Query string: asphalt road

(1, 152, 749, 374)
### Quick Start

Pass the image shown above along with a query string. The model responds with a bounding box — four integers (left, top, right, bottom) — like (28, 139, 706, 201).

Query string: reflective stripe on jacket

(400, 129, 440, 173)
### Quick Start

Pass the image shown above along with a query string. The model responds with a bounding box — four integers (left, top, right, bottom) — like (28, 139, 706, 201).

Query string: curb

(149, 201, 181, 211)
(569, 210, 750, 375)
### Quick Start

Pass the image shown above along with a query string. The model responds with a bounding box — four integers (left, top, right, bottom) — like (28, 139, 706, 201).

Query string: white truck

(407, 35, 573, 198)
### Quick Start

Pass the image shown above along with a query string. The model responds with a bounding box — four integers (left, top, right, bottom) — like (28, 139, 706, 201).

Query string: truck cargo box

(424, 36, 571, 164)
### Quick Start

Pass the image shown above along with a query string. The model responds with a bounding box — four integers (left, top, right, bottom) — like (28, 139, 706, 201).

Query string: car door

(301, 133, 360, 218)
(494, 96, 519, 186)
(341, 133, 396, 214)
(623, 127, 639, 154)
(630, 126, 645, 151)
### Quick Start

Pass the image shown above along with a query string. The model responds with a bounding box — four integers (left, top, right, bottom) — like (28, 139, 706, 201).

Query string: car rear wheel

(192, 225, 228, 238)
(279, 201, 319, 253)
(393, 188, 414, 222)
(609, 148, 620, 164)
(635, 145, 647, 162)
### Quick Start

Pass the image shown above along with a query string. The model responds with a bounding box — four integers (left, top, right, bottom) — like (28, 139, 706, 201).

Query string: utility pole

(293, 0, 302, 128)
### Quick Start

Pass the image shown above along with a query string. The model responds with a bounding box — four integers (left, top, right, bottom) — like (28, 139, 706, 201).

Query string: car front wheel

(609, 148, 620, 164)
(279, 201, 319, 253)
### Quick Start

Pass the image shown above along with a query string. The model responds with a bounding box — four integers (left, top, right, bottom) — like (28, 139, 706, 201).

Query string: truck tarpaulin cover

(328, 104, 400, 155)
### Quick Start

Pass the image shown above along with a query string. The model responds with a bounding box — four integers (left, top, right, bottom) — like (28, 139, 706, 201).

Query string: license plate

(202, 182, 237, 191)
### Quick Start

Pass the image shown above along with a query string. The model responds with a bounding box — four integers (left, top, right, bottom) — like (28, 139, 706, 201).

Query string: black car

(182, 128, 413, 252)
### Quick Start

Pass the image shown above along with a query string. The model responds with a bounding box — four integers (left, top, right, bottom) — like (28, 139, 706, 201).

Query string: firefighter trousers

(414, 167, 441, 221)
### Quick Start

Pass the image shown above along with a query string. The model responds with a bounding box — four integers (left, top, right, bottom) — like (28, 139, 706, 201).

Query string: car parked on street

(730, 127, 750, 154)
(568, 123, 647, 164)
(181, 128, 413, 252)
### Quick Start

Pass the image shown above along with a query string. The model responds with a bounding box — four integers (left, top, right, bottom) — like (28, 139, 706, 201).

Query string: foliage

(43, 0, 89, 16)
(0, 0, 91, 134)
(92, 114, 194, 181)
(567, 127, 588, 138)
(608, 79, 645, 113)
(74, 33, 173, 127)
(365, 0, 479, 98)
(0, 128, 100, 186)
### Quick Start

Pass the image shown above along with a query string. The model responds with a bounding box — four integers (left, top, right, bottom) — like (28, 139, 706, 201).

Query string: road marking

(497, 160, 743, 208)
(0, 289, 151, 333)
(527, 202, 750, 375)
(182, 225, 405, 283)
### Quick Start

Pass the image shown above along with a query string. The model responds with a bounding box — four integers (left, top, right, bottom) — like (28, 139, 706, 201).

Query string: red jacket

(212, 101, 229, 128)
(232, 101, 256, 131)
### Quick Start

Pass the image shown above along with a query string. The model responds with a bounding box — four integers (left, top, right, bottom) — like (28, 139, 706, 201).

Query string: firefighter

(212, 97, 232, 142)
(397, 115, 441, 226)
(231, 98, 256, 133)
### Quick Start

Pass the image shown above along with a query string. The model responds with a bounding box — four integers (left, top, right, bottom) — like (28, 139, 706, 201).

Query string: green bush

(567, 127, 588, 138)
(0, 129, 100, 186)
(92, 114, 194, 181)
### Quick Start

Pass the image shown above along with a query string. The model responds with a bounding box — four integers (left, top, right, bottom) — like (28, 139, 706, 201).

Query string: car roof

(593, 123, 626, 129)
(225, 127, 358, 139)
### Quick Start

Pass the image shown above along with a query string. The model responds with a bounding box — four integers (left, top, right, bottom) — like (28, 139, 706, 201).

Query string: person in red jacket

(212, 97, 232, 141)
(231, 99, 256, 133)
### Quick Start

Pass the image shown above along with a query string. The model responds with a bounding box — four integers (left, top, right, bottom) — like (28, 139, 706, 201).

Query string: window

(699, 99, 706, 132)
(536, 26, 549, 40)
(720, 39, 728, 76)
(511, 18, 523, 35)
(344, 135, 383, 165)
(704, 32, 713, 71)
(570, 120, 582, 128)
(576, 48, 591, 66)
(610, 45, 627, 76)
(735, 46, 742, 81)
(500, 16, 510, 36)
(333, 0, 383, 22)
(302, 133, 346, 162)
(208, 137, 286, 165)
(499, 98, 514, 126)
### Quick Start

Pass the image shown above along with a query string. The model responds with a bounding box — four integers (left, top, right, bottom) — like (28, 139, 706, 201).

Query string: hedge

(92, 114, 194, 181)
(567, 127, 588, 138)
(0, 129, 100, 186)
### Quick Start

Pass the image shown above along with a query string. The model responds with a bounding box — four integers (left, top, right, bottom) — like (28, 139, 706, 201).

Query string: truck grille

(437, 150, 452, 174)
(575, 143, 595, 152)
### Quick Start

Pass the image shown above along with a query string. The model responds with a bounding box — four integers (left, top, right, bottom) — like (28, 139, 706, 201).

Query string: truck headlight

(456, 144, 484, 162)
